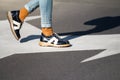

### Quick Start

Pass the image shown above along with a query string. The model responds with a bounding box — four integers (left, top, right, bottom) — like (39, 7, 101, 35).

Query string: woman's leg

(24, 0, 39, 13)
(39, 0, 53, 28)
(25, 0, 53, 28)
(25, 0, 53, 36)
(7, 0, 71, 47)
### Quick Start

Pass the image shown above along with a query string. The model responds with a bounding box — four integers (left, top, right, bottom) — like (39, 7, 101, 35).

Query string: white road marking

(25, 15, 41, 22)
(0, 16, 120, 63)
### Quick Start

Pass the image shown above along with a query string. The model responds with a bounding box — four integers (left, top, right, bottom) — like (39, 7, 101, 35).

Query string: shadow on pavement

(20, 16, 120, 43)
(20, 35, 40, 43)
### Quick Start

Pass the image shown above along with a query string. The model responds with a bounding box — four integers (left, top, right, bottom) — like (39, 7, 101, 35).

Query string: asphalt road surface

(0, 0, 120, 80)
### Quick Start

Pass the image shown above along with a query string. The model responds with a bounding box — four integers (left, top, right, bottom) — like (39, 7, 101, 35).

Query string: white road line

(0, 16, 120, 63)
(25, 15, 41, 22)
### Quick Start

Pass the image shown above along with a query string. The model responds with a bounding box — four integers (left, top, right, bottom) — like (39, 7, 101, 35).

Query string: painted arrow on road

(0, 16, 120, 63)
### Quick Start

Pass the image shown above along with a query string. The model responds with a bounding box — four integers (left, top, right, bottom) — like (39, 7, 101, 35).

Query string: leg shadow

(20, 35, 40, 43)
(58, 16, 120, 40)
(20, 16, 120, 43)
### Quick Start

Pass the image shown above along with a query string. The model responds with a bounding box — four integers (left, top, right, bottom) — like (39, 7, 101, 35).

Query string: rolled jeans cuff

(41, 23, 52, 28)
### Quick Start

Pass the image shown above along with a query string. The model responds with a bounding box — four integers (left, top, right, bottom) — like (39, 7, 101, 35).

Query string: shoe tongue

(12, 11, 22, 22)
(16, 13, 22, 22)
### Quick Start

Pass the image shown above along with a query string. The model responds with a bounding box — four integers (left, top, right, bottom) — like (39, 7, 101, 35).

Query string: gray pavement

(0, 0, 120, 80)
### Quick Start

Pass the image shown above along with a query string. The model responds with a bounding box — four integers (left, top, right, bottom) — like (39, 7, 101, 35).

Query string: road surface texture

(0, 0, 120, 80)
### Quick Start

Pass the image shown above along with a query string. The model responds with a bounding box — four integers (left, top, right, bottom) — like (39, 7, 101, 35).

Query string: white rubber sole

(39, 42, 71, 48)
(7, 11, 19, 40)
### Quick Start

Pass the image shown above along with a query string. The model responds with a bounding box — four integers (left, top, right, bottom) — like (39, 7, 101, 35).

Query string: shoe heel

(39, 42, 50, 47)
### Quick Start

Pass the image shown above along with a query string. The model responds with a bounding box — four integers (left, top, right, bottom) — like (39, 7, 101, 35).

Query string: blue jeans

(25, 0, 53, 27)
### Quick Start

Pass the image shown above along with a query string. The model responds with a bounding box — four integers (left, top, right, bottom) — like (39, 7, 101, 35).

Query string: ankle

(42, 27, 53, 37)
(19, 7, 29, 22)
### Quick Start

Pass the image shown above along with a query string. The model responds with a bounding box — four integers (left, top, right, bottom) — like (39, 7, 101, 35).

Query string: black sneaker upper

(11, 10, 22, 23)
(40, 33, 70, 45)
(11, 10, 23, 39)
(7, 10, 23, 40)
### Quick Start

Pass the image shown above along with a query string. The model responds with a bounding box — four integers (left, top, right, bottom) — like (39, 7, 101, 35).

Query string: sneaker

(7, 10, 22, 40)
(39, 33, 71, 47)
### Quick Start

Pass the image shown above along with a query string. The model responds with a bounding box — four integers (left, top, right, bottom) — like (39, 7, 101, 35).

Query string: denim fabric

(25, 0, 53, 27)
